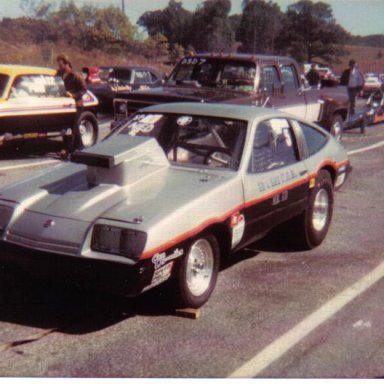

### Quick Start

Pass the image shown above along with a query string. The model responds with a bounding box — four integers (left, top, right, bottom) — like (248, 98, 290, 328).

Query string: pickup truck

(113, 54, 349, 139)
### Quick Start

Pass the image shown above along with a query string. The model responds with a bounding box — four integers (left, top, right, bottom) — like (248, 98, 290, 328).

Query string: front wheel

(175, 235, 220, 308)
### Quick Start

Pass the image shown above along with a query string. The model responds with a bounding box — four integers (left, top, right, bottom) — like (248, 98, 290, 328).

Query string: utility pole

(122, 0, 125, 13)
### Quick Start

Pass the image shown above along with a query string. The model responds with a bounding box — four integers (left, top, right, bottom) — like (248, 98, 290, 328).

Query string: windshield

(167, 57, 256, 92)
(99, 68, 132, 83)
(0, 74, 9, 97)
(116, 113, 247, 170)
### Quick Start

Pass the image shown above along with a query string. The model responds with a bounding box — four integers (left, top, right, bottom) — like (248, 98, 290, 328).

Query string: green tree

(238, 0, 282, 53)
(276, 0, 348, 63)
(143, 33, 170, 60)
(49, 1, 136, 51)
(138, 1, 193, 49)
(191, 0, 234, 52)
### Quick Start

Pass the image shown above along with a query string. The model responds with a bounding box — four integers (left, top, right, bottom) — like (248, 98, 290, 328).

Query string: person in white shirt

(340, 59, 364, 115)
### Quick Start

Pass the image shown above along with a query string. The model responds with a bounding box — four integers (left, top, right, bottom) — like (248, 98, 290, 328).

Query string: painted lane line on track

(0, 159, 60, 171)
(347, 140, 384, 155)
(229, 260, 384, 377)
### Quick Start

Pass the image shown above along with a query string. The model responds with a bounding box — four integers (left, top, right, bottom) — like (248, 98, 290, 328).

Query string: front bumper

(0, 241, 154, 297)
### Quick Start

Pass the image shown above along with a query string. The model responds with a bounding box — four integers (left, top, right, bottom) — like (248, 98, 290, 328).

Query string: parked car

(88, 65, 163, 113)
(0, 103, 351, 308)
(361, 75, 383, 98)
(0, 65, 99, 149)
(113, 54, 349, 140)
(303, 63, 335, 80)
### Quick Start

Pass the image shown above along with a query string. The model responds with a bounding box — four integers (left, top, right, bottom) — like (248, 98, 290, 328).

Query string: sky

(0, 0, 384, 36)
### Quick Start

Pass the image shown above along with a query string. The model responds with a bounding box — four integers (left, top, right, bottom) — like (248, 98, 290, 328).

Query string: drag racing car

(0, 103, 350, 308)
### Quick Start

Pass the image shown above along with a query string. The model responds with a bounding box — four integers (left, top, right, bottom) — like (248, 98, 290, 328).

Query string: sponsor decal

(230, 212, 245, 248)
(143, 262, 174, 292)
(258, 169, 298, 193)
(309, 177, 316, 189)
(177, 116, 193, 126)
(152, 248, 184, 270)
(181, 57, 207, 65)
(128, 114, 163, 136)
(111, 85, 132, 92)
(272, 190, 288, 206)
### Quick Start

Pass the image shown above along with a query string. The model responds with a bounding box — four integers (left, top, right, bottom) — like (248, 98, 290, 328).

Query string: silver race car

(0, 103, 351, 308)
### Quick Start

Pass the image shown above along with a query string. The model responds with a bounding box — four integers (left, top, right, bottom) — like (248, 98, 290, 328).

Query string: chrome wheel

(79, 119, 95, 148)
(312, 188, 329, 232)
(186, 238, 214, 297)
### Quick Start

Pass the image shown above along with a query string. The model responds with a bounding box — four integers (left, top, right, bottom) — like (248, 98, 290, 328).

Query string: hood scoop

(70, 135, 169, 186)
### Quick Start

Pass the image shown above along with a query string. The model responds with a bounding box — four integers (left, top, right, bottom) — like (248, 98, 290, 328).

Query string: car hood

(1, 136, 240, 255)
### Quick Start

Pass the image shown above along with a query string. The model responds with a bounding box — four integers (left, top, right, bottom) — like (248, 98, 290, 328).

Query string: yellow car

(0, 65, 99, 149)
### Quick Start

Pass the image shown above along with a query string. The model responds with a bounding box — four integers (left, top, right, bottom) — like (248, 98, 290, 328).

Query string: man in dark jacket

(306, 64, 321, 88)
(340, 59, 364, 115)
(56, 54, 87, 151)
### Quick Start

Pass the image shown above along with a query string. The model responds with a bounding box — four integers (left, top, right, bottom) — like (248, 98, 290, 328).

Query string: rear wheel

(290, 170, 334, 250)
(175, 235, 220, 308)
(63, 111, 98, 150)
(304, 170, 333, 248)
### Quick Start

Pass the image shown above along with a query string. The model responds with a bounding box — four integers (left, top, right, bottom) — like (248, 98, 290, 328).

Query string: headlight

(91, 224, 146, 260)
(0, 205, 14, 235)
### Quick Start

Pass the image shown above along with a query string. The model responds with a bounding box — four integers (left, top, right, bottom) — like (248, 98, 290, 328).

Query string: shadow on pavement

(0, 216, 309, 338)
(0, 139, 65, 161)
(0, 272, 174, 336)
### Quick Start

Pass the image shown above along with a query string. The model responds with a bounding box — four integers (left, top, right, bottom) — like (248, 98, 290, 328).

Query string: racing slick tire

(175, 234, 220, 308)
(297, 170, 334, 249)
(330, 114, 343, 142)
(63, 112, 98, 150)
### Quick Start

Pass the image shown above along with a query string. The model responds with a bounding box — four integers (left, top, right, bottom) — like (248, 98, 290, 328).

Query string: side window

(150, 72, 159, 83)
(281, 65, 299, 91)
(260, 66, 280, 92)
(298, 121, 328, 156)
(113, 69, 132, 82)
(133, 70, 152, 84)
(44, 75, 65, 97)
(249, 118, 298, 173)
(10, 75, 64, 99)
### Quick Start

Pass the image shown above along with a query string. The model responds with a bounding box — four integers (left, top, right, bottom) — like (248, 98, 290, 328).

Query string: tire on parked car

(175, 234, 220, 308)
(63, 111, 98, 150)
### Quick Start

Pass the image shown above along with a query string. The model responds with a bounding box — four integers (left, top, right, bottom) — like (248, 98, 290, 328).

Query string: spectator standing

(56, 54, 87, 151)
(340, 59, 364, 116)
(306, 64, 321, 88)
